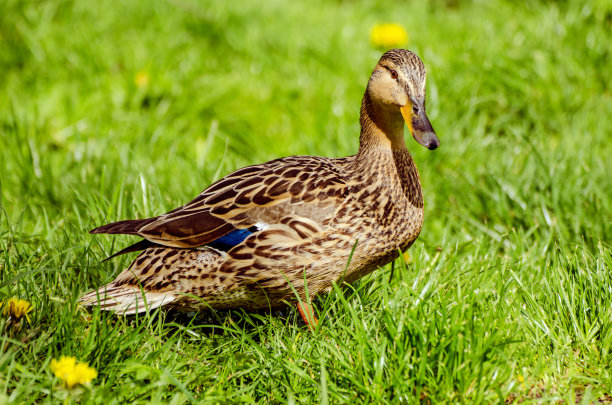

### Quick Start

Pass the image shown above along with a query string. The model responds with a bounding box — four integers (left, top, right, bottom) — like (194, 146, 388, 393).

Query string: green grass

(1, 0, 611, 402)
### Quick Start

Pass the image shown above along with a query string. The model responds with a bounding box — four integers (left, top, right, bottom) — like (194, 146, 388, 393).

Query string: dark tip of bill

(428, 139, 440, 150)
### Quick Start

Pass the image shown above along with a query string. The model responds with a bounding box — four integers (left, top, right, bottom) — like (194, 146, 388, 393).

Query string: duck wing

(91, 155, 350, 252)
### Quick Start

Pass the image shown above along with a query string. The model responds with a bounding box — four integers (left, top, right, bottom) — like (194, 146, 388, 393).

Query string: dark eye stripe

(381, 65, 399, 79)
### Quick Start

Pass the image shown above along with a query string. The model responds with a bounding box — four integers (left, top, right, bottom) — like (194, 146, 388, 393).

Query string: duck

(81, 49, 439, 329)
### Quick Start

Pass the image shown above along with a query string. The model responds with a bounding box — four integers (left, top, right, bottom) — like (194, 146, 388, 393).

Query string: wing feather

(90, 156, 351, 251)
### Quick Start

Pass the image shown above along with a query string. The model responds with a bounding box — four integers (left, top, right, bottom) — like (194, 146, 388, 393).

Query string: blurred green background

(1, 0, 611, 402)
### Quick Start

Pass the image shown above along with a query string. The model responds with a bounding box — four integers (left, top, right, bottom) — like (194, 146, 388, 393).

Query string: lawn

(1, 0, 611, 402)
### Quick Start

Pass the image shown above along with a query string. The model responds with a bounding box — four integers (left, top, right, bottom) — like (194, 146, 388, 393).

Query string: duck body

(81, 49, 438, 315)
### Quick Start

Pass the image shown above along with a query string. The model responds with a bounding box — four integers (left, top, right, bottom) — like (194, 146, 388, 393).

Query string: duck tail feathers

(80, 284, 175, 315)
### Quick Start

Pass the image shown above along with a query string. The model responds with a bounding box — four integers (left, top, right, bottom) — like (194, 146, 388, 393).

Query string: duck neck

(356, 91, 423, 208)
(358, 90, 406, 152)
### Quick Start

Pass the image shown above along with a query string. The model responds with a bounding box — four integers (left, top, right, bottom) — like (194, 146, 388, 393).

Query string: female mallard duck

(81, 49, 439, 327)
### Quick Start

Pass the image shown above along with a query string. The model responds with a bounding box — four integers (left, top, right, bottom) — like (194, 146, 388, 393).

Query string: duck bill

(400, 104, 440, 150)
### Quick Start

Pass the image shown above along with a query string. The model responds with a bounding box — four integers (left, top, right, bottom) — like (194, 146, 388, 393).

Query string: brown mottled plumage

(81, 49, 440, 317)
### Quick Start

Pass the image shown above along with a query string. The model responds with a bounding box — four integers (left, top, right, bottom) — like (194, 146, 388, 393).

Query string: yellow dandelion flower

(134, 70, 150, 89)
(50, 356, 97, 389)
(402, 251, 412, 264)
(370, 23, 409, 48)
(1, 298, 33, 323)
(518, 373, 526, 389)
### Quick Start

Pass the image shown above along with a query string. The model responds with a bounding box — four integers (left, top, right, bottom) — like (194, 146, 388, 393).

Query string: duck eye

(413, 105, 420, 115)
(390, 69, 398, 79)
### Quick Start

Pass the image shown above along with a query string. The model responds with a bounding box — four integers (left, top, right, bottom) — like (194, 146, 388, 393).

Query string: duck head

(361, 49, 439, 150)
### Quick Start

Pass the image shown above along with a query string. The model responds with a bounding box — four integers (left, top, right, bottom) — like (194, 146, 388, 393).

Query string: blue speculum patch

(207, 227, 256, 251)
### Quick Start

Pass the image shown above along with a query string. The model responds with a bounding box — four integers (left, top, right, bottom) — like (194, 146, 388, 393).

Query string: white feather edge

(80, 285, 176, 315)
